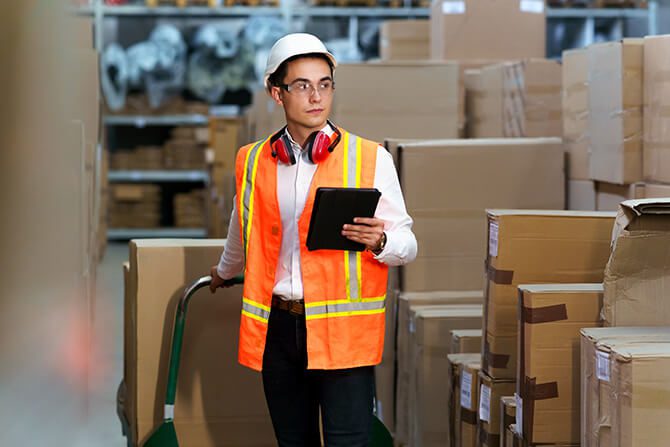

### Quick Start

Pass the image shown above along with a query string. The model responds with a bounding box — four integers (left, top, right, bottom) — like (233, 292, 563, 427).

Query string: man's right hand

(209, 266, 232, 293)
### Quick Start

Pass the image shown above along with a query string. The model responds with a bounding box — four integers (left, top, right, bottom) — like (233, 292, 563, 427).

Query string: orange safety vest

(234, 128, 389, 371)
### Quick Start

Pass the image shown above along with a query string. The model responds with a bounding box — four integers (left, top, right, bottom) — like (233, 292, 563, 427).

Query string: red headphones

(270, 121, 342, 165)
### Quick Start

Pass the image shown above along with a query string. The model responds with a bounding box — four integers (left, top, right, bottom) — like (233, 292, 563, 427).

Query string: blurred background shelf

(104, 114, 209, 127)
(107, 227, 208, 239)
(108, 169, 210, 182)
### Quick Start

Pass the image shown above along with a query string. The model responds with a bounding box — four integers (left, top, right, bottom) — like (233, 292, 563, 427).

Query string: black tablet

(306, 187, 382, 251)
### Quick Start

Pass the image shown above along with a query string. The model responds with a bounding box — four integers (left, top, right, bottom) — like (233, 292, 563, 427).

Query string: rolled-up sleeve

(372, 146, 418, 266)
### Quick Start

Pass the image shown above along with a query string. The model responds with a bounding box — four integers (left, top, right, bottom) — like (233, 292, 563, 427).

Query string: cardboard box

(500, 396, 516, 447)
(580, 327, 670, 447)
(460, 361, 482, 447)
(603, 198, 670, 326)
(595, 182, 645, 211)
(477, 371, 515, 447)
(408, 305, 483, 447)
(450, 328, 482, 354)
(643, 182, 670, 198)
(516, 284, 603, 444)
(562, 48, 590, 180)
(394, 291, 483, 445)
(430, 0, 545, 60)
(125, 240, 275, 447)
(379, 20, 430, 61)
(484, 210, 616, 379)
(568, 180, 597, 211)
(643, 35, 670, 183)
(468, 60, 562, 138)
(447, 353, 480, 447)
(460, 60, 505, 137)
(507, 424, 519, 447)
(588, 39, 644, 184)
(333, 62, 459, 142)
(399, 138, 565, 292)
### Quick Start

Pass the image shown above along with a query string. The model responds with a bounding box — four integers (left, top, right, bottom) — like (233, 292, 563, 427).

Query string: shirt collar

(283, 122, 334, 152)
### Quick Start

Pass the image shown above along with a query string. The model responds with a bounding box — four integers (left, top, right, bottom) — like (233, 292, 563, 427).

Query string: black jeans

(262, 307, 374, 447)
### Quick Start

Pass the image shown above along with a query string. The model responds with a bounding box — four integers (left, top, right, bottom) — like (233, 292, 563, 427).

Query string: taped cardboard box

(603, 198, 670, 326)
(588, 39, 644, 185)
(395, 291, 482, 445)
(500, 396, 516, 447)
(399, 138, 565, 292)
(408, 305, 483, 447)
(643, 35, 670, 184)
(430, 0, 545, 61)
(450, 329, 482, 354)
(379, 20, 430, 61)
(606, 343, 670, 447)
(125, 240, 274, 447)
(333, 62, 459, 142)
(468, 60, 562, 138)
(483, 210, 616, 379)
(516, 284, 603, 445)
(477, 371, 515, 447)
(567, 180, 596, 211)
(447, 354, 480, 447)
(460, 361, 482, 447)
(595, 182, 645, 211)
(580, 327, 670, 447)
(562, 48, 590, 180)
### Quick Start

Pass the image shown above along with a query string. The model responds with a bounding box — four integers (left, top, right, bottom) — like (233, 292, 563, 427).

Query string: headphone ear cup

(274, 136, 296, 165)
(309, 131, 331, 164)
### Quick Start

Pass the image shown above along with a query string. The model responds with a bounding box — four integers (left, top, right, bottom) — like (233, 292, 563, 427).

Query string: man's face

(271, 57, 334, 133)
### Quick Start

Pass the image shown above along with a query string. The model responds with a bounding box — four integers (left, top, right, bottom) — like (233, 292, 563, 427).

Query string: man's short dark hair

(268, 53, 334, 89)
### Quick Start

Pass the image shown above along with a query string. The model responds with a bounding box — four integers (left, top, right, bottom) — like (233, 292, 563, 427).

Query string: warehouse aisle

(83, 242, 128, 447)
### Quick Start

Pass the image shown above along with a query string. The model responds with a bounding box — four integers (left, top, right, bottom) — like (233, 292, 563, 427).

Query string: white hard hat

(264, 33, 337, 90)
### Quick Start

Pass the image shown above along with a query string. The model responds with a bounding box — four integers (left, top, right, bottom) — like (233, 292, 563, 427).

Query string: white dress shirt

(217, 123, 417, 300)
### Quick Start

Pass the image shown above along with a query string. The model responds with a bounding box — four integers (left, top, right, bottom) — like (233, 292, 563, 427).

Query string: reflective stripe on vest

(242, 298, 271, 323)
(239, 138, 268, 258)
(304, 295, 386, 320)
(343, 131, 363, 302)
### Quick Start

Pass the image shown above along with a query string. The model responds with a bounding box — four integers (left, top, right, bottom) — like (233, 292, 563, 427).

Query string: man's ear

(269, 86, 283, 106)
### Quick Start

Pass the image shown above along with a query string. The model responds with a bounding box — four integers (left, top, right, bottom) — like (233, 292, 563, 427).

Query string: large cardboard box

(568, 179, 597, 211)
(603, 198, 670, 326)
(450, 329, 482, 354)
(394, 291, 483, 445)
(516, 284, 603, 445)
(484, 210, 616, 379)
(460, 361, 482, 447)
(447, 353, 480, 447)
(461, 60, 508, 137)
(595, 182, 646, 211)
(477, 371, 515, 447)
(643, 35, 670, 183)
(399, 138, 565, 292)
(562, 48, 590, 180)
(125, 240, 274, 447)
(588, 39, 644, 185)
(643, 182, 670, 198)
(500, 396, 516, 447)
(379, 20, 430, 61)
(333, 62, 459, 142)
(580, 328, 670, 447)
(430, 0, 545, 60)
(408, 306, 483, 447)
(468, 60, 562, 138)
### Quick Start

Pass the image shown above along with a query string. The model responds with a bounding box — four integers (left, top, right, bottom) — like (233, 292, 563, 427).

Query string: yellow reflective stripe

(238, 141, 257, 253)
(342, 131, 350, 187)
(344, 249, 351, 301)
(306, 308, 385, 321)
(242, 297, 271, 312)
(242, 310, 269, 323)
(356, 252, 363, 302)
(244, 136, 270, 258)
(305, 295, 386, 308)
(355, 135, 362, 188)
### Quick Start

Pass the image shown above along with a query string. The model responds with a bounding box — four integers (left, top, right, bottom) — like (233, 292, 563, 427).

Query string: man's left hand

(342, 217, 386, 253)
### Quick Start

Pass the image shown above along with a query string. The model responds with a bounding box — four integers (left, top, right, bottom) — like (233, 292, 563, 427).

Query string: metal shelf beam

(108, 228, 208, 239)
(108, 170, 209, 182)
(546, 8, 649, 19)
(104, 114, 209, 127)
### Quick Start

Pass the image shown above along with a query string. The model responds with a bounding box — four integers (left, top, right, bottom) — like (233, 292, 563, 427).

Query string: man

(210, 33, 417, 447)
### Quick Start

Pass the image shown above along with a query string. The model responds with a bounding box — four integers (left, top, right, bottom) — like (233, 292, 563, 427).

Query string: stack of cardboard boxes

(174, 189, 206, 228)
(109, 184, 162, 229)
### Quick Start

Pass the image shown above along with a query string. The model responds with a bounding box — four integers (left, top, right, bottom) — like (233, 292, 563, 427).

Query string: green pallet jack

(143, 275, 393, 447)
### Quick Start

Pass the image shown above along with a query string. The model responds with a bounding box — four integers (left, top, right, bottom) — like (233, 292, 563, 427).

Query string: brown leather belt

(271, 295, 305, 316)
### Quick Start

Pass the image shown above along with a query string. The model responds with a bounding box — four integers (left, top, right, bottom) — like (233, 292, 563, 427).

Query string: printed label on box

(515, 394, 523, 437)
(442, 0, 465, 14)
(489, 221, 499, 257)
(596, 350, 610, 382)
(520, 0, 544, 13)
(460, 371, 473, 409)
(479, 384, 491, 422)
